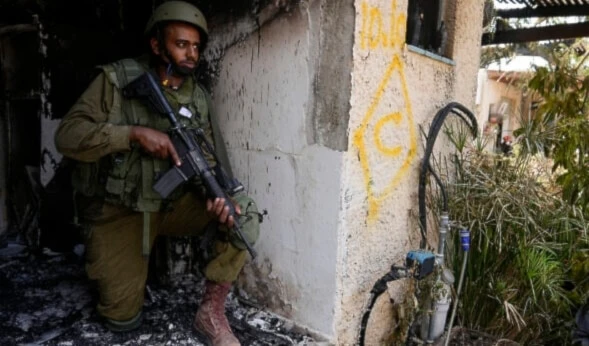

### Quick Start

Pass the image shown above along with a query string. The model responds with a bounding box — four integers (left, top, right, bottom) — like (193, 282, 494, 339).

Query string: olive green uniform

(55, 57, 259, 322)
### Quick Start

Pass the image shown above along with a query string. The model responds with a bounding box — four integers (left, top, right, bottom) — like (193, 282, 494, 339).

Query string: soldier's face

(153, 22, 201, 75)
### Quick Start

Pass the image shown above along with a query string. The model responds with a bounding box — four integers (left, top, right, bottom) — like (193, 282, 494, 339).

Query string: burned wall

(312, 0, 354, 151)
(0, 25, 42, 244)
(0, 0, 280, 247)
(0, 0, 152, 248)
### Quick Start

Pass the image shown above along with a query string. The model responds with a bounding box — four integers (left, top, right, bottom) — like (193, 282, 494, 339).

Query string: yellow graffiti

(360, 0, 407, 50)
(374, 113, 403, 156)
(354, 0, 417, 222)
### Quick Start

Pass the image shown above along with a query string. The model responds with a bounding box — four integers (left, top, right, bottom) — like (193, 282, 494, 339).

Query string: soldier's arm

(54, 72, 132, 162)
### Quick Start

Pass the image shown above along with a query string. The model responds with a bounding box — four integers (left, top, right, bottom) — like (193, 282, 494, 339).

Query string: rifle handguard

(123, 71, 257, 258)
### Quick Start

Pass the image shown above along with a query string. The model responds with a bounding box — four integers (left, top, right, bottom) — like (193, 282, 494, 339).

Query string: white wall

(211, 3, 341, 338)
(209, 0, 484, 343)
(475, 69, 524, 152)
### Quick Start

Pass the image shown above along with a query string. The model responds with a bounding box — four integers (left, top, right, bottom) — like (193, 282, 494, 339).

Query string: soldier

(54, 2, 260, 345)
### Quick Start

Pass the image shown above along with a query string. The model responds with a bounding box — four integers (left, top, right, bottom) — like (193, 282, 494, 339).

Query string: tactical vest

(73, 58, 214, 212)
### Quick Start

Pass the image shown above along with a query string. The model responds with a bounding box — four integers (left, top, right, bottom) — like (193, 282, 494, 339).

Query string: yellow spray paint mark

(354, 0, 417, 223)
(360, 0, 407, 50)
(374, 112, 403, 156)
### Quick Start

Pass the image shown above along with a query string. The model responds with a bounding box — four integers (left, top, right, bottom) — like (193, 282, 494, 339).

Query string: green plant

(435, 124, 589, 345)
(515, 41, 589, 211)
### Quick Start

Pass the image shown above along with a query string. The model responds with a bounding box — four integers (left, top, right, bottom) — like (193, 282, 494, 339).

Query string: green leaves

(438, 123, 589, 344)
(523, 44, 589, 212)
(431, 41, 589, 342)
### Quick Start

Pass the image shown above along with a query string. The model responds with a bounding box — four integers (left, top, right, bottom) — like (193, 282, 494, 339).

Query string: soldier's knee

(204, 242, 247, 282)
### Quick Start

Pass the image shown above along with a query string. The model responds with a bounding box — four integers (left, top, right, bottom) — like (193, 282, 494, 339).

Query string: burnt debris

(0, 242, 317, 346)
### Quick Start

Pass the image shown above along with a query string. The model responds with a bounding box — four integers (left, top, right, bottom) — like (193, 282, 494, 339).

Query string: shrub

(440, 126, 589, 345)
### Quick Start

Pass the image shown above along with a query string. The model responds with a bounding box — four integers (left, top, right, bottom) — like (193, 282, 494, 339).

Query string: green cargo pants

(82, 191, 260, 322)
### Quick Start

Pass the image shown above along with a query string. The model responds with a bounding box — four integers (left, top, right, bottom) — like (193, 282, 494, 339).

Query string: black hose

(357, 103, 477, 346)
(418, 102, 477, 249)
(429, 167, 447, 212)
(358, 266, 405, 346)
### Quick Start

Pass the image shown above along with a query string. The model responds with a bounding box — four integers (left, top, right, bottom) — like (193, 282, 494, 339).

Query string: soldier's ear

(150, 37, 160, 56)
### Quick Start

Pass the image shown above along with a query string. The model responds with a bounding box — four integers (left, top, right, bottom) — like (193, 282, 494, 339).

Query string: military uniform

(55, 57, 260, 323)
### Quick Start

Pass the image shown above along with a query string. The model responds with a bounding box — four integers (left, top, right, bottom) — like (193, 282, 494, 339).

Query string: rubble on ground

(0, 240, 318, 346)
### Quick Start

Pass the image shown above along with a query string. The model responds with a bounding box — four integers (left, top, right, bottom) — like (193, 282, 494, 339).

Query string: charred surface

(0, 243, 317, 346)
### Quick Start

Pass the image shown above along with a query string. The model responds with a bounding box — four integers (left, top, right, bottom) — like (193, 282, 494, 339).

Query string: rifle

(122, 71, 257, 258)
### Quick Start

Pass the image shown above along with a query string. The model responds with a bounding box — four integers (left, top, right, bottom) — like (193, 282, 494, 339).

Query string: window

(406, 0, 449, 57)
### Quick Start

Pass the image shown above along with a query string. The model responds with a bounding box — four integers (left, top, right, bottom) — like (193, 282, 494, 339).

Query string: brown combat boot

(194, 280, 241, 346)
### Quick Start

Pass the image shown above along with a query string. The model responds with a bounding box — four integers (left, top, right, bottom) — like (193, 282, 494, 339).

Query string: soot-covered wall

(1, 0, 274, 121)
(0, 0, 274, 250)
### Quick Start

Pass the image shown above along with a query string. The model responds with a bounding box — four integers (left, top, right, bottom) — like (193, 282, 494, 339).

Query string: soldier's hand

(130, 126, 181, 166)
(206, 197, 241, 228)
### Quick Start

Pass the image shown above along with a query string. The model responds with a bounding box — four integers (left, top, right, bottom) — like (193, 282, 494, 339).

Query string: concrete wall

(204, 0, 484, 343)
(209, 0, 350, 339)
(336, 0, 484, 344)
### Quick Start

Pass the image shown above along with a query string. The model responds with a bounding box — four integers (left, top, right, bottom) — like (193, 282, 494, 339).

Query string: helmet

(144, 1, 208, 47)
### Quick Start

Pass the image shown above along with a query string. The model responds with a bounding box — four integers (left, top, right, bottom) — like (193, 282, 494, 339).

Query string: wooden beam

(497, 6, 589, 18)
(482, 21, 589, 45)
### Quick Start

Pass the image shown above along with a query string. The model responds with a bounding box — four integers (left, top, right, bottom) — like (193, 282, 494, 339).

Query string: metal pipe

(425, 212, 453, 343)
(444, 251, 468, 346)
(426, 268, 453, 343)
(444, 229, 471, 346)
(437, 212, 449, 266)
